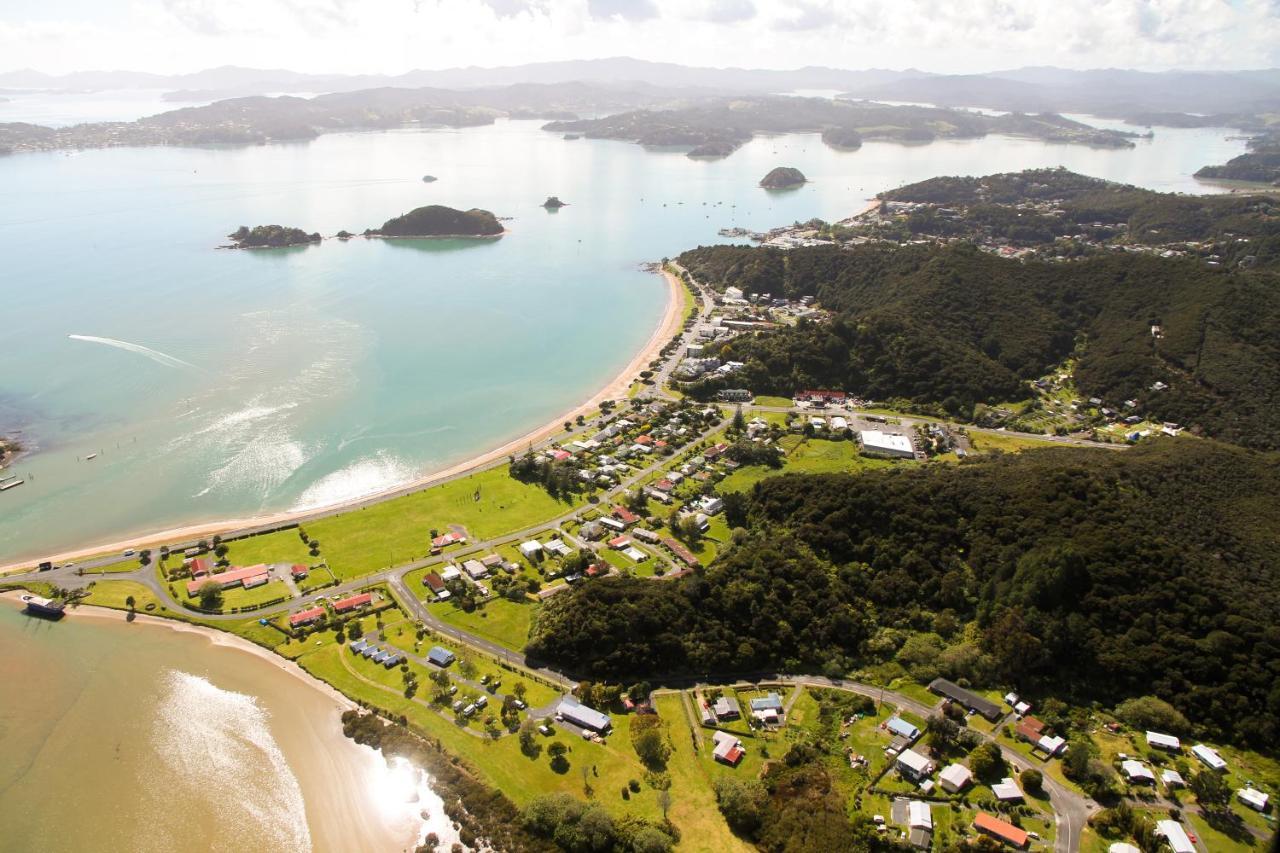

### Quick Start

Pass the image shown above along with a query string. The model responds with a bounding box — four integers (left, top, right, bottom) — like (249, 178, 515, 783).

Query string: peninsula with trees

(543, 96, 1138, 159)
(364, 204, 504, 238)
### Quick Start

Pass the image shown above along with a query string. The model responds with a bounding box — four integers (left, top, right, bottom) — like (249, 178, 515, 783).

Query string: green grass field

(221, 529, 314, 567)
(308, 468, 577, 579)
(719, 435, 899, 492)
(216, 579, 292, 610)
(967, 430, 1063, 454)
(435, 597, 538, 653)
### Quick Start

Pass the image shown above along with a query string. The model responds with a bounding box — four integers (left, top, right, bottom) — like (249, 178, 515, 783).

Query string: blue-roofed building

(749, 693, 784, 713)
(427, 646, 456, 667)
(373, 651, 390, 664)
(557, 696, 612, 733)
(362, 645, 380, 659)
(383, 653, 403, 668)
(887, 716, 920, 740)
(349, 639, 368, 653)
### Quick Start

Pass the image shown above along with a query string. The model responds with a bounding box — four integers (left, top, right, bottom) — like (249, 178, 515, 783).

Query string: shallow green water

(0, 117, 1245, 560)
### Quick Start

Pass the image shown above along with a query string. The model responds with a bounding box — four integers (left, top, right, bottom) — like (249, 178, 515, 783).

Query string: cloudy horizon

(2, 0, 1279, 77)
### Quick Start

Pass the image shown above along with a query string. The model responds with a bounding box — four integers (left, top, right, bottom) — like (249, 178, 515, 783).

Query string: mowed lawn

(719, 435, 899, 492)
(221, 529, 314, 567)
(308, 468, 577, 580)
(967, 430, 1063, 454)
(435, 597, 538, 653)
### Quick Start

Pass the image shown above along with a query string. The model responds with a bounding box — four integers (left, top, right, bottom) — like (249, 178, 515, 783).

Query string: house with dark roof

(427, 646, 456, 667)
(928, 678, 1002, 721)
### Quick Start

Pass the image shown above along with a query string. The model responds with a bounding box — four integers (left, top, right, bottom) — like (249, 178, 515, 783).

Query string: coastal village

(5, 200, 1277, 853)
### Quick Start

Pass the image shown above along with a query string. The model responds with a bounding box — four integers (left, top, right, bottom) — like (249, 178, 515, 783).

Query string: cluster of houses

(1115, 732, 1269, 812)
(348, 637, 405, 668)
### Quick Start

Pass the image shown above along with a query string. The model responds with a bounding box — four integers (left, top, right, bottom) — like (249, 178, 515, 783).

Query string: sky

(1, 0, 1278, 75)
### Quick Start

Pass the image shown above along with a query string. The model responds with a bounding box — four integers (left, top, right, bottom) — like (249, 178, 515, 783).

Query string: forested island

(541, 196, 566, 209)
(760, 167, 806, 189)
(543, 96, 1137, 159)
(364, 204, 504, 238)
(225, 224, 321, 248)
(528, 439, 1280, 749)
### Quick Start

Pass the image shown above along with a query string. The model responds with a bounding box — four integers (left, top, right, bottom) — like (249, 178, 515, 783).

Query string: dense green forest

(366, 205, 504, 237)
(526, 440, 1280, 749)
(677, 242, 1280, 448)
(226, 224, 321, 248)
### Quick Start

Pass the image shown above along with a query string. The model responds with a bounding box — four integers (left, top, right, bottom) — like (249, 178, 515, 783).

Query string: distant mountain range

(6, 58, 1277, 117)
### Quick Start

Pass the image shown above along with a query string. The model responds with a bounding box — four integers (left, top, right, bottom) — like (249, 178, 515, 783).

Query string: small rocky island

(760, 166, 807, 189)
(226, 225, 322, 248)
(364, 205, 504, 238)
(542, 196, 567, 209)
(422, 175, 438, 183)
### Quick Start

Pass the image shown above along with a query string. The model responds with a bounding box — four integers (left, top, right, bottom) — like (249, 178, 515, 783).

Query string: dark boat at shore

(22, 594, 66, 619)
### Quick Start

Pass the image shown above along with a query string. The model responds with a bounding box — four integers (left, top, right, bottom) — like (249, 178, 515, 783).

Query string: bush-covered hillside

(226, 224, 321, 248)
(526, 440, 1280, 748)
(678, 243, 1280, 448)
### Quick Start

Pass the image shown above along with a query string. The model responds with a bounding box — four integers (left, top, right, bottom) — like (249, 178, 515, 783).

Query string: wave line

(68, 334, 199, 370)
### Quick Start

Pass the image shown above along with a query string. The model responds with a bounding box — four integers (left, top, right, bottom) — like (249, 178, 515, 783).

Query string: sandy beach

(1, 266, 684, 573)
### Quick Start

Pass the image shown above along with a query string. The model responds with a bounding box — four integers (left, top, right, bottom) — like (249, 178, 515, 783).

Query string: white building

(1121, 760, 1155, 784)
(1162, 769, 1186, 789)
(896, 749, 933, 781)
(939, 763, 972, 793)
(1192, 743, 1228, 771)
(462, 559, 488, 579)
(440, 564, 462, 582)
(830, 416, 849, 431)
(1238, 788, 1270, 812)
(860, 430, 914, 458)
(1146, 731, 1181, 751)
(1155, 820, 1195, 853)
(991, 778, 1023, 802)
(519, 540, 543, 560)
(907, 800, 932, 830)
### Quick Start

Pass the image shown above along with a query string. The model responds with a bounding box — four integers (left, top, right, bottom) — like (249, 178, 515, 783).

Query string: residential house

(712, 696, 741, 721)
(184, 564, 270, 597)
(1192, 744, 1228, 771)
(1121, 760, 1155, 784)
(422, 572, 451, 600)
(608, 535, 631, 550)
(698, 495, 724, 515)
(612, 506, 640, 526)
(1155, 821, 1195, 853)
(427, 646, 456, 667)
(519, 540, 544, 561)
(288, 606, 325, 628)
(332, 592, 373, 613)
(712, 730, 745, 766)
(1161, 769, 1185, 789)
(580, 520, 604, 540)
(992, 778, 1023, 802)
(290, 564, 310, 580)
(973, 813, 1029, 849)
(462, 559, 489, 580)
(633, 528, 660, 544)
(896, 749, 934, 782)
(1146, 731, 1181, 752)
(939, 763, 973, 793)
(1238, 788, 1269, 812)
(440, 564, 462, 582)
(886, 716, 920, 741)
(544, 538, 571, 558)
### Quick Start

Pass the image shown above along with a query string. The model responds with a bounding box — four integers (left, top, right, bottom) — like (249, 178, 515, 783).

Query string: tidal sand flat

(0, 597, 453, 852)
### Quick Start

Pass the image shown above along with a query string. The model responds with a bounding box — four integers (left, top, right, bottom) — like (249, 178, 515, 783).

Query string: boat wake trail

(68, 334, 199, 370)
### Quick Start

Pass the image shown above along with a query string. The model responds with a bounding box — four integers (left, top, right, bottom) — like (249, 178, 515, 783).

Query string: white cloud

(1, 0, 1277, 74)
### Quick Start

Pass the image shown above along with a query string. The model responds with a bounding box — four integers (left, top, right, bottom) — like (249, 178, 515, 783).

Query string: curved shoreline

(1, 266, 682, 572)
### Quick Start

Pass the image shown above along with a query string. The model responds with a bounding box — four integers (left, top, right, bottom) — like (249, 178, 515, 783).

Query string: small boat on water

(0, 478, 23, 491)
(22, 594, 66, 618)
(84, 453, 98, 460)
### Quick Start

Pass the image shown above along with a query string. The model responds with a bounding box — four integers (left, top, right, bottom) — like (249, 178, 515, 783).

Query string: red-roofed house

(289, 606, 325, 627)
(187, 558, 210, 579)
(653, 478, 675, 493)
(291, 564, 310, 579)
(634, 434, 653, 446)
(185, 564, 270, 597)
(662, 538, 699, 568)
(333, 592, 373, 613)
(431, 531, 465, 551)
(608, 535, 631, 550)
(1016, 717, 1046, 743)
(612, 506, 639, 525)
(973, 813, 1029, 849)
(551, 449, 572, 462)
